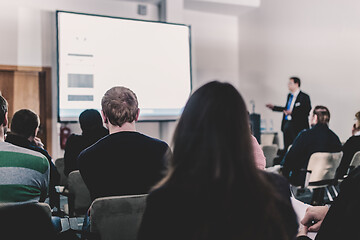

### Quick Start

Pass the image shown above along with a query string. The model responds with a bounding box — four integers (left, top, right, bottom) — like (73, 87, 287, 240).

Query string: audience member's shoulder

(0, 142, 49, 171)
(136, 132, 169, 147)
(147, 184, 181, 204)
(1, 141, 46, 158)
(261, 171, 291, 198)
(346, 135, 360, 144)
(262, 171, 288, 185)
(296, 128, 310, 138)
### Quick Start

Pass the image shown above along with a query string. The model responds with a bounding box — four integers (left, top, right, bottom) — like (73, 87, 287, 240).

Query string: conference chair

(55, 157, 68, 187)
(261, 144, 279, 168)
(67, 170, 92, 217)
(0, 202, 52, 217)
(348, 151, 360, 174)
(0, 202, 56, 240)
(300, 152, 343, 204)
(90, 194, 148, 240)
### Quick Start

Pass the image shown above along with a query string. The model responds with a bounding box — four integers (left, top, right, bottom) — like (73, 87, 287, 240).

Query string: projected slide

(57, 11, 192, 122)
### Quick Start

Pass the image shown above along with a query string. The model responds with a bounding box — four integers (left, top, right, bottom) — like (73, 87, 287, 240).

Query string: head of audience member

(101, 86, 139, 133)
(288, 76, 301, 93)
(309, 105, 330, 127)
(10, 109, 40, 142)
(155, 81, 293, 239)
(352, 111, 360, 135)
(79, 109, 104, 134)
(0, 95, 8, 141)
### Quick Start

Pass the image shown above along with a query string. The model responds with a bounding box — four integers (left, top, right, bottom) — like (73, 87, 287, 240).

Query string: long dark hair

(155, 81, 294, 240)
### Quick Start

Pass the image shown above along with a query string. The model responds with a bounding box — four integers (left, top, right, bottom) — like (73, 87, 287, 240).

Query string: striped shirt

(0, 142, 49, 203)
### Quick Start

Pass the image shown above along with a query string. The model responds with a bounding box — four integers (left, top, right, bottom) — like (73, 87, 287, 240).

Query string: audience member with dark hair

(335, 111, 360, 179)
(281, 106, 341, 183)
(0, 98, 49, 204)
(64, 109, 108, 176)
(266, 76, 312, 156)
(138, 81, 298, 240)
(281, 105, 342, 205)
(5, 109, 60, 210)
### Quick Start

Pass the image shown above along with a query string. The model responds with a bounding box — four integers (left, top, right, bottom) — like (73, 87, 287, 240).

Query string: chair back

(55, 158, 68, 186)
(261, 133, 275, 145)
(0, 202, 55, 239)
(306, 152, 343, 188)
(261, 144, 278, 168)
(90, 194, 148, 240)
(67, 170, 91, 216)
(0, 202, 52, 218)
(349, 151, 360, 171)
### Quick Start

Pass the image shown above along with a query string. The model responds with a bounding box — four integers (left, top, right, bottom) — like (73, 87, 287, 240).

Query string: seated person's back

(64, 109, 108, 176)
(282, 105, 342, 186)
(4, 109, 59, 208)
(138, 81, 298, 240)
(0, 97, 49, 203)
(78, 87, 169, 201)
(335, 110, 360, 179)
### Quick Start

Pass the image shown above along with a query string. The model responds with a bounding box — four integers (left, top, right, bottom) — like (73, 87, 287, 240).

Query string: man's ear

(2, 112, 8, 127)
(135, 108, 140, 122)
(312, 114, 318, 125)
(101, 110, 108, 124)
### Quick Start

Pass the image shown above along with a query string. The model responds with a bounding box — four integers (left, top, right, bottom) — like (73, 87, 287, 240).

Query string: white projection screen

(56, 11, 192, 122)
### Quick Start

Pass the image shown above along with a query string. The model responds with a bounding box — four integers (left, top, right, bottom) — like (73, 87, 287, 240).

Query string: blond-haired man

(78, 86, 170, 201)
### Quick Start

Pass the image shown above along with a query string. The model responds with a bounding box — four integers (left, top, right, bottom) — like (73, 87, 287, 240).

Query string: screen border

(56, 10, 192, 123)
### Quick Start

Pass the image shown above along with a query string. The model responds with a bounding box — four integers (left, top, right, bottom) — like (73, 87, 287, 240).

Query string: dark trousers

(283, 120, 297, 152)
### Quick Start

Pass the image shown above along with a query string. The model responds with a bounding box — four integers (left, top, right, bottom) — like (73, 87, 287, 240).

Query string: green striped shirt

(0, 142, 49, 203)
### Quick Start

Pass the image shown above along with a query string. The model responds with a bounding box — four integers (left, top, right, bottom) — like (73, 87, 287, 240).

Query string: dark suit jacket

(282, 123, 342, 186)
(273, 91, 311, 134)
(298, 166, 360, 240)
(335, 135, 360, 179)
(138, 172, 298, 240)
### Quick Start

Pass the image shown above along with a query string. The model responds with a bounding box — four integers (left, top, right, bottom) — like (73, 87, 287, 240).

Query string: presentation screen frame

(56, 10, 192, 123)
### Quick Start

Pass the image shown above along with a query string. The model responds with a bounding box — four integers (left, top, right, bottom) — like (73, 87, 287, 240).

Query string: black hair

(11, 109, 39, 138)
(79, 109, 104, 134)
(0, 95, 7, 125)
(290, 76, 301, 87)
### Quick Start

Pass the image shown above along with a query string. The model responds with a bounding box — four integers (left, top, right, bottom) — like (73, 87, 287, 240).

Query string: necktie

(285, 94, 293, 120)
(286, 94, 293, 111)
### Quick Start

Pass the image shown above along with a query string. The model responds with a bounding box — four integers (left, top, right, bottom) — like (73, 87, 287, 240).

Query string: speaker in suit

(266, 77, 311, 152)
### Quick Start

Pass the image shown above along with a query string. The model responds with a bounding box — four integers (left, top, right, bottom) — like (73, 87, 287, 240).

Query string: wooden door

(0, 65, 52, 155)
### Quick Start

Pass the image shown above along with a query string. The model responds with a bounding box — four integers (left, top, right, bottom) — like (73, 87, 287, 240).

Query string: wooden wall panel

(0, 71, 15, 117)
(13, 71, 40, 114)
(0, 65, 52, 155)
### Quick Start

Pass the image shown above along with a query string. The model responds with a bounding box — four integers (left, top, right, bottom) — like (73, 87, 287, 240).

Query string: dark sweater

(335, 135, 360, 179)
(64, 127, 108, 176)
(78, 131, 170, 201)
(138, 172, 299, 240)
(282, 123, 342, 186)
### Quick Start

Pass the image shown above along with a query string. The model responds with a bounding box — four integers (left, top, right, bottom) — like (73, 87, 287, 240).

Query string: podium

(249, 113, 261, 144)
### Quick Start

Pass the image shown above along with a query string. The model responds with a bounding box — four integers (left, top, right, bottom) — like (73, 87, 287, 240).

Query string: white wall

(238, 0, 360, 147)
(184, 9, 239, 90)
(0, 0, 240, 158)
(0, 0, 160, 158)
